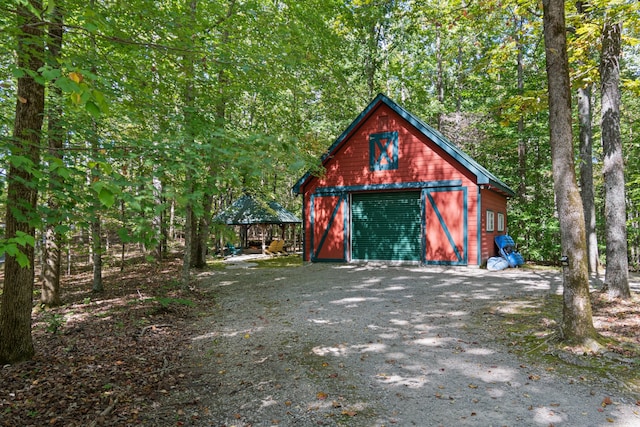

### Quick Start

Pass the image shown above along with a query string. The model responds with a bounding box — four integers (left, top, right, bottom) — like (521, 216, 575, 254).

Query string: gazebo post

(242, 225, 249, 248)
(292, 224, 297, 252)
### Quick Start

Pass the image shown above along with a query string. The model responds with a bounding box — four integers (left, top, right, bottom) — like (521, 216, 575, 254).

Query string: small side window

(486, 210, 495, 232)
(497, 212, 505, 232)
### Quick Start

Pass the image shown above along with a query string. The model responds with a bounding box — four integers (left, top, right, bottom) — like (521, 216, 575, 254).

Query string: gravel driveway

(176, 262, 640, 426)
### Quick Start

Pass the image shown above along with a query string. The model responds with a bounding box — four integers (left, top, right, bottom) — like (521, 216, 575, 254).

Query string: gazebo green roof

(213, 194, 301, 225)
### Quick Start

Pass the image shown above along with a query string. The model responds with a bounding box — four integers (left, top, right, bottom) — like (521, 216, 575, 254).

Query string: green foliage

(44, 313, 65, 335)
(0, 0, 638, 274)
(0, 231, 36, 268)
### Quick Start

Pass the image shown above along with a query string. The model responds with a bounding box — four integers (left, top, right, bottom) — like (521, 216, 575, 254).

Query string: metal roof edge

(380, 95, 516, 198)
(293, 94, 386, 194)
(293, 93, 516, 198)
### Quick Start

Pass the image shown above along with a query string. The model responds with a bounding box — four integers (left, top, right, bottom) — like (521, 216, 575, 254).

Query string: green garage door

(351, 191, 421, 261)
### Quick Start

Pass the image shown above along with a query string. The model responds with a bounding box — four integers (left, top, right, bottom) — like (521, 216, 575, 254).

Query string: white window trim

(497, 212, 505, 232)
(486, 210, 495, 232)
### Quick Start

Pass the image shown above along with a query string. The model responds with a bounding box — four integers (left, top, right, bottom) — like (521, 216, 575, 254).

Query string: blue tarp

(495, 235, 524, 268)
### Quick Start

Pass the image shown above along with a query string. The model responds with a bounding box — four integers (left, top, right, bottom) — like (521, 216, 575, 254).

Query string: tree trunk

(41, 4, 65, 307)
(0, 1, 45, 364)
(600, 20, 630, 299)
(181, 0, 197, 285)
(91, 213, 103, 292)
(195, 199, 211, 268)
(182, 193, 193, 285)
(365, 22, 378, 99)
(542, 0, 597, 346)
(189, 208, 199, 268)
(577, 84, 599, 277)
(88, 0, 103, 293)
(153, 176, 166, 261)
(435, 22, 444, 131)
(516, 22, 527, 200)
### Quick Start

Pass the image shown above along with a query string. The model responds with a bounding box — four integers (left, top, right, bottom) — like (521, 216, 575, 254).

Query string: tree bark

(41, 4, 65, 307)
(152, 176, 166, 261)
(194, 43, 230, 268)
(365, 21, 379, 100)
(577, 84, 599, 277)
(600, 20, 630, 299)
(542, 0, 597, 345)
(516, 20, 527, 200)
(435, 22, 444, 131)
(88, 0, 103, 293)
(91, 214, 103, 292)
(0, 1, 45, 364)
(181, 0, 197, 285)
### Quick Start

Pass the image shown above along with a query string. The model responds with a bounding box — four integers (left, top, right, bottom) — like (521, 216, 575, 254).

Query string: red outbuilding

(293, 94, 515, 266)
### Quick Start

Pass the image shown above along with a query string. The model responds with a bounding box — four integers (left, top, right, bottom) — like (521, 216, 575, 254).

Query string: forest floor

(0, 254, 639, 426)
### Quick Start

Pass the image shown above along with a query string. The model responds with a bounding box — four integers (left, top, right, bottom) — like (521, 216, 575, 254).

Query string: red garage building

(293, 94, 515, 266)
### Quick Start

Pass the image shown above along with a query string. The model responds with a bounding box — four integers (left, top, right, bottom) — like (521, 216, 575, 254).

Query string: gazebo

(213, 194, 302, 253)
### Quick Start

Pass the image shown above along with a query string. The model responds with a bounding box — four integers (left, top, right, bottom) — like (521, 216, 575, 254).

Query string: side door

(423, 188, 468, 265)
(310, 193, 348, 261)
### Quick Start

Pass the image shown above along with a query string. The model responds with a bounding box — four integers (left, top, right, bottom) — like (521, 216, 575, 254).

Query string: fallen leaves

(0, 256, 204, 427)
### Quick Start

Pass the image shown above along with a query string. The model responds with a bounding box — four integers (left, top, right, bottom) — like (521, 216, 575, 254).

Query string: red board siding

(424, 189, 466, 263)
(310, 195, 346, 261)
(300, 102, 509, 266)
(480, 189, 508, 262)
(312, 104, 478, 189)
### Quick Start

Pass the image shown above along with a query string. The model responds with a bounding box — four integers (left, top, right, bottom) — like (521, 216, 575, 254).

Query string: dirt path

(160, 263, 640, 426)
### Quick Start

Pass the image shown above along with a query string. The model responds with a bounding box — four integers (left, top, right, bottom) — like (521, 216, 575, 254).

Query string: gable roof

(213, 194, 302, 225)
(293, 93, 515, 197)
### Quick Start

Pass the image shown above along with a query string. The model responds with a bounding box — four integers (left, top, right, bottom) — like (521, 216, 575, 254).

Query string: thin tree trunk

(88, 0, 103, 293)
(120, 199, 126, 271)
(91, 213, 103, 292)
(365, 22, 378, 99)
(181, 0, 197, 285)
(41, 4, 65, 307)
(169, 200, 176, 239)
(192, 3, 235, 269)
(160, 180, 168, 259)
(0, 1, 45, 364)
(189, 209, 199, 268)
(153, 176, 166, 261)
(577, 84, 599, 277)
(196, 198, 212, 268)
(435, 22, 444, 131)
(542, 0, 597, 346)
(600, 20, 630, 299)
(182, 191, 194, 285)
(516, 20, 527, 200)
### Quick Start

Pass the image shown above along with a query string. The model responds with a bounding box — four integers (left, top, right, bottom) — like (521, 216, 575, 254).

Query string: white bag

(487, 256, 509, 271)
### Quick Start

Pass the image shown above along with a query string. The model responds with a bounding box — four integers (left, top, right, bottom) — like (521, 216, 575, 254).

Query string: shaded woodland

(1, 0, 640, 358)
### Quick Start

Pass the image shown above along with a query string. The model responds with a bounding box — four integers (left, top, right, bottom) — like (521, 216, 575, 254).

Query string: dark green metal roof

(293, 93, 515, 197)
(213, 194, 301, 225)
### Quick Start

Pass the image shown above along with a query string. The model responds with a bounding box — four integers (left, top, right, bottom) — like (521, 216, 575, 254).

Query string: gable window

(497, 212, 505, 232)
(369, 131, 399, 171)
(486, 210, 495, 232)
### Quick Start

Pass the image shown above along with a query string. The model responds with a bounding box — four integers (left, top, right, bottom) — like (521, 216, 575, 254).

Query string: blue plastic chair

(495, 235, 524, 267)
(225, 243, 242, 256)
